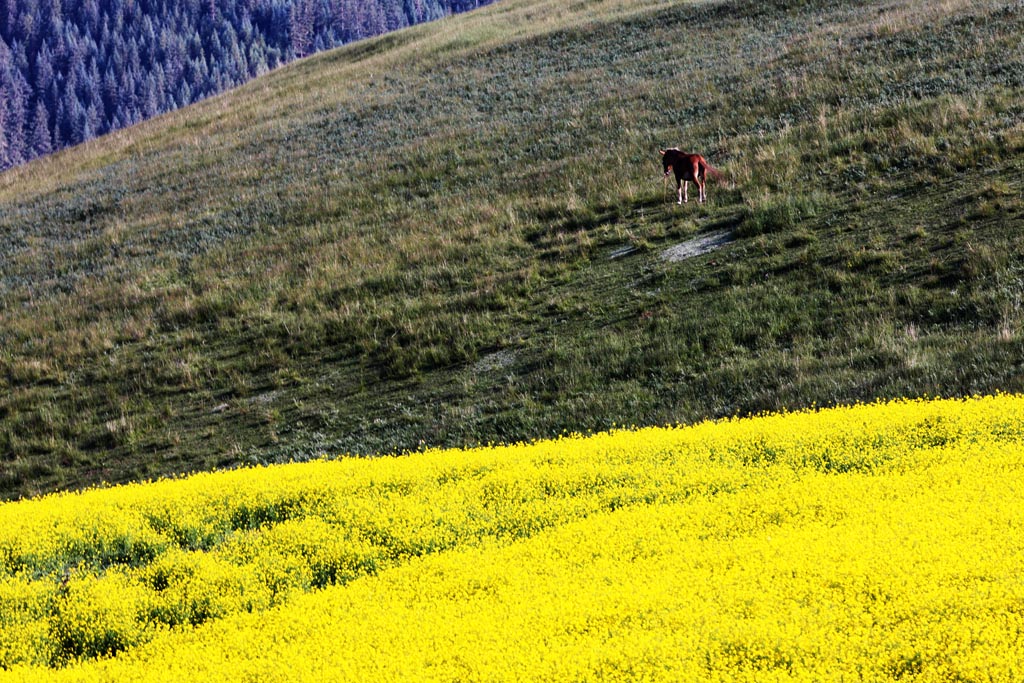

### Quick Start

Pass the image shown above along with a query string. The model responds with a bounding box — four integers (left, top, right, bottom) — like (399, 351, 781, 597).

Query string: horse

(659, 148, 722, 204)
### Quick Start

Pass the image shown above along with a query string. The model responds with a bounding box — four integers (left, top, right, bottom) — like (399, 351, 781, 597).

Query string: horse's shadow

(522, 189, 743, 262)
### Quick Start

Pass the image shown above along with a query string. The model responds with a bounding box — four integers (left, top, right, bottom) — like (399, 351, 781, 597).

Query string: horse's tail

(703, 162, 725, 181)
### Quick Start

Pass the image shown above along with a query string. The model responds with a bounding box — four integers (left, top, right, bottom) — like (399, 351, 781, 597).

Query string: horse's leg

(699, 176, 706, 203)
(682, 180, 688, 204)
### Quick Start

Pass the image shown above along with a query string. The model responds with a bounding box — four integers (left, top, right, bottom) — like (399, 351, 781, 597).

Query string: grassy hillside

(1, 0, 1022, 499)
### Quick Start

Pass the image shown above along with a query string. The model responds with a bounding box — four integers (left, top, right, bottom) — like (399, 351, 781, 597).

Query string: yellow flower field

(1, 395, 1023, 681)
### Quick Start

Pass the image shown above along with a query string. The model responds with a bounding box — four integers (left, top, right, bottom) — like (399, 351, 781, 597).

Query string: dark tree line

(0, 0, 491, 171)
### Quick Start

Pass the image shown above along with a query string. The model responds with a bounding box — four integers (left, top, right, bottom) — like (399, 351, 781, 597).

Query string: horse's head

(659, 148, 677, 176)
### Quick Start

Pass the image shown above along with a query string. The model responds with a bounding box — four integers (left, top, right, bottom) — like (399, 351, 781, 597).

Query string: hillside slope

(1, 0, 1023, 498)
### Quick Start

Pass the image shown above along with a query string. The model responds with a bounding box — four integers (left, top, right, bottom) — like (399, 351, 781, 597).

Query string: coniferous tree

(28, 98, 52, 155)
(0, 85, 10, 168)
(141, 72, 159, 118)
(1, 64, 28, 165)
(101, 65, 118, 118)
(289, 0, 314, 58)
(34, 41, 53, 93)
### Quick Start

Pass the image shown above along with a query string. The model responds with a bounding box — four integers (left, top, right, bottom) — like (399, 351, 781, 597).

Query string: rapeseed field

(1, 395, 1022, 681)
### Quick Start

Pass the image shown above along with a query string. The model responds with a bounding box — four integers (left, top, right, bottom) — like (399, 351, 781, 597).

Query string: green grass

(1, 0, 1023, 499)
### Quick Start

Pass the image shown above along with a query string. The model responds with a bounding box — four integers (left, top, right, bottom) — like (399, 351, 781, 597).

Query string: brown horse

(659, 148, 722, 204)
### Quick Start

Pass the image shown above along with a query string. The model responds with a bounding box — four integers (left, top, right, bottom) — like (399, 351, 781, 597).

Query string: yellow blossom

(0, 395, 1022, 681)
